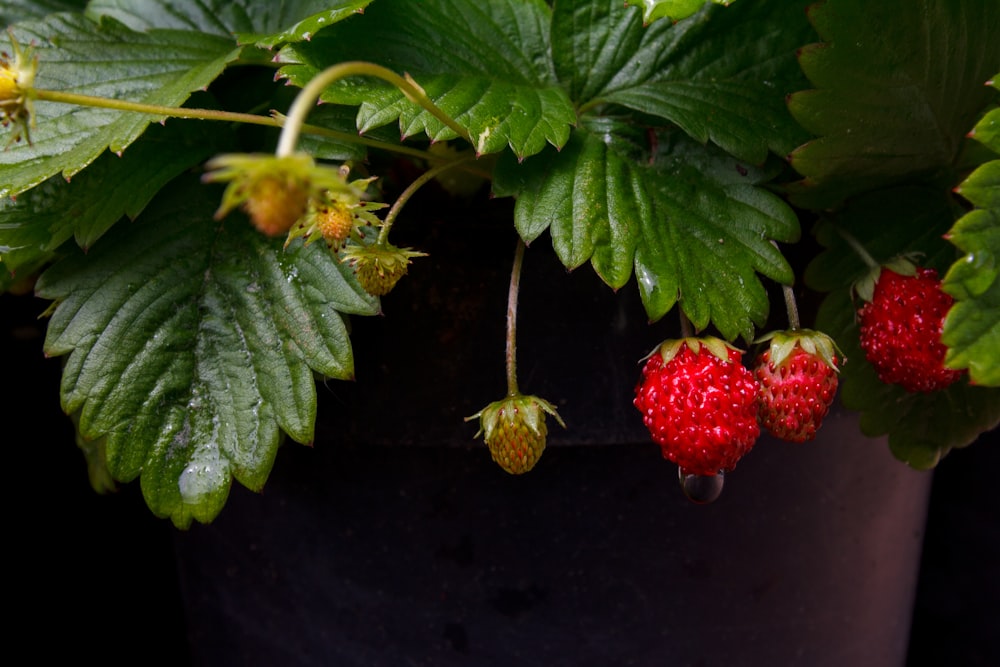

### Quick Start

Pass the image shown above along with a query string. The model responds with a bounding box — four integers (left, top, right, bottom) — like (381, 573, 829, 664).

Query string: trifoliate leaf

(576, 0, 812, 164)
(35, 176, 379, 527)
(943, 85, 1000, 386)
(85, 0, 373, 48)
(0, 118, 223, 279)
(277, 0, 575, 159)
(788, 0, 1000, 209)
(494, 126, 798, 342)
(0, 14, 241, 197)
(818, 289, 1000, 468)
(624, 0, 735, 25)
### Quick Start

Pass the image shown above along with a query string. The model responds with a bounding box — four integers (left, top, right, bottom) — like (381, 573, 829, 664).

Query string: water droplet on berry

(678, 468, 724, 504)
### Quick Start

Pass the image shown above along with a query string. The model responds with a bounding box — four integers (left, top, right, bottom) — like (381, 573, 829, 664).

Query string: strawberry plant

(1, 0, 998, 526)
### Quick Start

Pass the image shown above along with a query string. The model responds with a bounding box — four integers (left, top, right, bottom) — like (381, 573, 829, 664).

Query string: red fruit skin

(755, 347, 838, 443)
(858, 268, 964, 393)
(633, 344, 760, 476)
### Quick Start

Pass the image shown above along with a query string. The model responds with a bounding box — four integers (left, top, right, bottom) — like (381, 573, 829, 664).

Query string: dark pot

(169, 199, 934, 666)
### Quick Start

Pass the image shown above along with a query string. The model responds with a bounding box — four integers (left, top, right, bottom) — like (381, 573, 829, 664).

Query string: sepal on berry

(755, 328, 842, 372)
(851, 254, 920, 304)
(753, 329, 842, 443)
(286, 177, 386, 251)
(341, 241, 427, 296)
(1, 31, 39, 146)
(202, 153, 367, 237)
(644, 335, 742, 366)
(466, 394, 566, 475)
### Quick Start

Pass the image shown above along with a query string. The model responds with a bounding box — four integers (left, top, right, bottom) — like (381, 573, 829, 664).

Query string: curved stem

(679, 309, 694, 338)
(506, 239, 526, 397)
(377, 153, 475, 244)
(782, 283, 801, 330)
(276, 61, 472, 158)
(833, 224, 880, 269)
(769, 241, 800, 330)
(31, 88, 447, 162)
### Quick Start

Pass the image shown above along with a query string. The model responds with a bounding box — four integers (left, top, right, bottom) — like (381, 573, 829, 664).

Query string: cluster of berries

(634, 263, 962, 488)
(203, 153, 423, 298)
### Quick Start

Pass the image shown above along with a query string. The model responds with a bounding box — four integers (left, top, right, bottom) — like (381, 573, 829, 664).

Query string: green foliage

(278, 0, 576, 158)
(943, 82, 1000, 386)
(85, 0, 374, 47)
(36, 177, 378, 527)
(625, 0, 734, 25)
(1, 13, 241, 197)
(788, 0, 1000, 209)
(2, 0, 999, 523)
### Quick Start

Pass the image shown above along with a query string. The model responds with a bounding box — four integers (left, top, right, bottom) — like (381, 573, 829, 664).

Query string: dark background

(4, 190, 998, 665)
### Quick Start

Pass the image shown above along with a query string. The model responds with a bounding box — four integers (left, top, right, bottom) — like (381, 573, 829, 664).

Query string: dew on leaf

(678, 468, 724, 504)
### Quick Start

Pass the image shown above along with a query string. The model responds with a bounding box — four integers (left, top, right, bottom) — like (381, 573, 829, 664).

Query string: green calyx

(465, 393, 566, 474)
(644, 336, 743, 365)
(755, 328, 842, 371)
(851, 254, 921, 304)
(341, 241, 427, 296)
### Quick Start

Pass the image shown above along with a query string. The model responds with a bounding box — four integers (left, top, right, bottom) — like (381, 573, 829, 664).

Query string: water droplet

(678, 468, 724, 504)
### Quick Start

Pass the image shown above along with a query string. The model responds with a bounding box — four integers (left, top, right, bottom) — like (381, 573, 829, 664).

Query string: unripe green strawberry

(634, 337, 760, 476)
(341, 242, 427, 297)
(857, 264, 964, 393)
(467, 394, 565, 474)
(241, 176, 308, 237)
(754, 330, 840, 443)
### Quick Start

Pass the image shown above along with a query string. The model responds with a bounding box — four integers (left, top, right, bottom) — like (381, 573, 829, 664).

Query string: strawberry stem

(782, 283, 801, 330)
(506, 239, 526, 397)
(30, 88, 444, 163)
(832, 224, 880, 269)
(377, 152, 476, 244)
(275, 61, 472, 158)
(679, 309, 694, 338)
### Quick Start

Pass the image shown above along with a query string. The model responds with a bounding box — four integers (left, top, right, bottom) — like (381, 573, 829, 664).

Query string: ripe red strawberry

(633, 337, 760, 476)
(754, 330, 840, 443)
(857, 264, 963, 393)
(467, 394, 565, 474)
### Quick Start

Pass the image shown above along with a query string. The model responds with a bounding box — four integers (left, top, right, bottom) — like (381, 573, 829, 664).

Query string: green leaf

(787, 0, 1000, 209)
(85, 0, 373, 47)
(625, 0, 735, 25)
(494, 126, 798, 342)
(0, 0, 86, 24)
(942, 81, 1000, 386)
(277, 0, 576, 159)
(942, 208, 1000, 385)
(803, 185, 960, 294)
(1, 14, 240, 198)
(0, 118, 223, 279)
(35, 176, 379, 527)
(579, 0, 812, 164)
(818, 289, 1000, 468)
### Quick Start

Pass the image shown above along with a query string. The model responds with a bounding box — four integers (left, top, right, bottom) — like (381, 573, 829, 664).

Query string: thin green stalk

(506, 239, 526, 397)
(377, 153, 476, 244)
(31, 88, 443, 162)
(679, 309, 694, 338)
(782, 283, 801, 330)
(770, 241, 800, 330)
(32, 89, 276, 127)
(276, 61, 472, 158)
(833, 224, 880, 269)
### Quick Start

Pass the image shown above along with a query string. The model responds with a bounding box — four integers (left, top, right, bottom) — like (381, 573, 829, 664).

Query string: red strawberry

(633, 337, 760, 476)
(857, 264, 963, 393)
(754, 330, 840, 443)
